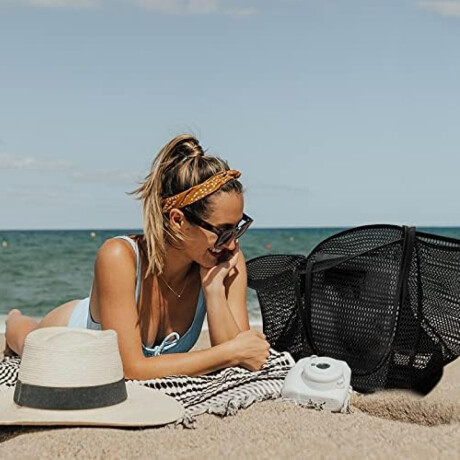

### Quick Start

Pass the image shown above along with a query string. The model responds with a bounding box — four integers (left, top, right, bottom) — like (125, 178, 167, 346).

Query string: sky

(0, 0, 459, 229)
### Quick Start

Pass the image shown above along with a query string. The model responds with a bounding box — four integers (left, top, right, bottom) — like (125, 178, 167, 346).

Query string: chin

(197, 253, 219, 269)
(199, 260, 218, 269)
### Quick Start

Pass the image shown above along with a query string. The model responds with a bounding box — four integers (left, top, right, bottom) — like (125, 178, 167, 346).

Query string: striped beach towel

(0, 350, 295, 428)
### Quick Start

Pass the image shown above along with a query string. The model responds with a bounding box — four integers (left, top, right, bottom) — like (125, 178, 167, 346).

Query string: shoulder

(95, 237, 137, 275)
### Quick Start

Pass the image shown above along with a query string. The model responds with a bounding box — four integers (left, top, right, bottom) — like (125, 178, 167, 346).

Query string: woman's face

(181, 191, 245, 268)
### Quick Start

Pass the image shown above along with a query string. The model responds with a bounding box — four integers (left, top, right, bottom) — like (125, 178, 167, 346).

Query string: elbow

(122, 357, 165, 381)
(123, 368, 141, 381)
(123, 359, 148, 381)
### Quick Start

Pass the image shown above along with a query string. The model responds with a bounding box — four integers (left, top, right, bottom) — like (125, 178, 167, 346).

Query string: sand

(0, 331, 459, 459)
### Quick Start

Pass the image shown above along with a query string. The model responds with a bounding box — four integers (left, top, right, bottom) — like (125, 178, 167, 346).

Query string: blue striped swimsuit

(68, 235, 207, 357)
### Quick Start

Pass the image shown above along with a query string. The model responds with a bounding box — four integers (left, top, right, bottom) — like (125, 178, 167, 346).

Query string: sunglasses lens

(215, 230, 235, 248)
(215, 220, 252, 248)
(236, 221, 251, 238)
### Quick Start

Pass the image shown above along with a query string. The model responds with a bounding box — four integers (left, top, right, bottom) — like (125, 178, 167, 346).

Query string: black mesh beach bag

(247, 225, 460, 394)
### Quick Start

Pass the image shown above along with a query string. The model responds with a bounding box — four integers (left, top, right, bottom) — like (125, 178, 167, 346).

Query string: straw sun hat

(0, 327, 184, 427)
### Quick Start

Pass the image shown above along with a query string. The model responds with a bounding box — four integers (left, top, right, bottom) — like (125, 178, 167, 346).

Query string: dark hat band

(14, 378, 127, 411)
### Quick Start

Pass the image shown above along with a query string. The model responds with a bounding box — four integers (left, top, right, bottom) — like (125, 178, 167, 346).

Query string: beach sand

(0, 331, 459, 459)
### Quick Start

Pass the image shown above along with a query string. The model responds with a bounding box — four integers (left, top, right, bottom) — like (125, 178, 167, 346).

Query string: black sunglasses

(183, 210, 253, 249)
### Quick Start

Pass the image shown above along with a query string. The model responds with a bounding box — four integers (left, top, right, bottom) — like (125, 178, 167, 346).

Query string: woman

(4, 135, 270, 379)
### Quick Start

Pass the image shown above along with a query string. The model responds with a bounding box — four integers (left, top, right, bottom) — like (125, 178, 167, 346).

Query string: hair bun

(188, 140, 204, 158)
(189, 150, 204, 159)
(174, 137, 204, 160)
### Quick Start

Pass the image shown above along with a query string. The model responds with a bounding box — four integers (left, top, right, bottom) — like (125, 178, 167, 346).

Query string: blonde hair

(130, 134, 243, 277)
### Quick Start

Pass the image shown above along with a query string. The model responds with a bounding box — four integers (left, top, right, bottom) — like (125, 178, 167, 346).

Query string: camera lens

(316, 363, 330, 370)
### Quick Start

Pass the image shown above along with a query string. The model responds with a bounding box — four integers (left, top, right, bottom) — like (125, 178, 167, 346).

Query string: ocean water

(1, 227, 460, 324)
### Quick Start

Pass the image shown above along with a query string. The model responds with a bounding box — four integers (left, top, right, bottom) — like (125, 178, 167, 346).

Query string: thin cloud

(0, 0, 257, 14)
(224, 7, 256, 16)
(134, 0, 218, 14)
(417, 1, 460, 17)
(72, 170, 141, 186)
(0, 0, 101, 7)
(133, 0, 257, 15)
(0, 153, 73, 172)
(0, 184, 89, 207)
(0, 152, 141, 186)
(251, 183, 309, 194)
(1, 188, 67, 206)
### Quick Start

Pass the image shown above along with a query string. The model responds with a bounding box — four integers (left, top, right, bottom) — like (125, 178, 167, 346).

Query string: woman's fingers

(199, 244, 241, 294)
(227, 249, 239, 269)
(223, 243, 240, 269)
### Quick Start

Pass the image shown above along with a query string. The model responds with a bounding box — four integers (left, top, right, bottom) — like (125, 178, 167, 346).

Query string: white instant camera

(281, 355, 352, 413)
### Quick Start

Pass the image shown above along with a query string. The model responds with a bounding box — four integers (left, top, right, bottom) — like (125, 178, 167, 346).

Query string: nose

(220, 238, 238, 252)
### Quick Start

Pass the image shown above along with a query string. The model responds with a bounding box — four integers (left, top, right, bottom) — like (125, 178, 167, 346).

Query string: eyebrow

(216, 223, 234, 230)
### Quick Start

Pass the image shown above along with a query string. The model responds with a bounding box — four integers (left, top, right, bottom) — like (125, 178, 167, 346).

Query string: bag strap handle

(295, 259, 317, 355)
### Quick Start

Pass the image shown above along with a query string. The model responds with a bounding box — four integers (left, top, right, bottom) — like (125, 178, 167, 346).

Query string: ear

(168, 209, 186, 232)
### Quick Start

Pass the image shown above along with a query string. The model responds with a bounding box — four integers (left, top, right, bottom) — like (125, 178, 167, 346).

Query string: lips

(208, 248, 222, 257)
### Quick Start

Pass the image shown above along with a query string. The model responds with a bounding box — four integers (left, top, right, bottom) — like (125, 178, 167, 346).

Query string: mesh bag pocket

(247, 254, 309, 360)
(415, 232, 460, 362)
(306, 244, 403, 374)
(301, 226, 405, 392)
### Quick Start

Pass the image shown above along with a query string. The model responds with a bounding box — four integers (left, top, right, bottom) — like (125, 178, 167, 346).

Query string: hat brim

(0, 382, 184, 427)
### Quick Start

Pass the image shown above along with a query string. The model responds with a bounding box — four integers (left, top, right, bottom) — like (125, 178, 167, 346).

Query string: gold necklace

(160, 274, 189, 299)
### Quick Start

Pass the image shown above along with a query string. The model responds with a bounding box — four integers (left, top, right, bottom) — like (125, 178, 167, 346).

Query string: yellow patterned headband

(162, 170, 241, 213)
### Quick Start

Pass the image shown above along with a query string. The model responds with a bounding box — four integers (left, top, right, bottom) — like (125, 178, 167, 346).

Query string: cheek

(184, 231, 220, 266)
(185, 228, 213, 252)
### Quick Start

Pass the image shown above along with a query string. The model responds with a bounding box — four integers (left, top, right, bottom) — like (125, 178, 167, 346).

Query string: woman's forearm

(125, 340, 238, 380)
(204, 288, 243, 346)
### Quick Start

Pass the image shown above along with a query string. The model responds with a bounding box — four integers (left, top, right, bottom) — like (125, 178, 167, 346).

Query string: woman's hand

(200, 241, 240, 296)
(229, 330, 270, 371)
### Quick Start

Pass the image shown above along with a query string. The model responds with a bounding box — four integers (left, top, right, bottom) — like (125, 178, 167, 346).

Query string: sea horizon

(2, 226, 460, 322)
(2, 225, 460, 232)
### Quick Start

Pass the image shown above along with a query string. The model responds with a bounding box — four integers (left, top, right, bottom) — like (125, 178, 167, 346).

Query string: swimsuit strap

(145, 332, 181, 356)
(114, 236, 182, 355)
(113, 235, 205, 356)
(113, 235, 142, 304)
